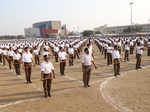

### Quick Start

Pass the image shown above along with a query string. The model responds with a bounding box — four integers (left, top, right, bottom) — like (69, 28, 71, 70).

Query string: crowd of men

(0, 36, 150, 97)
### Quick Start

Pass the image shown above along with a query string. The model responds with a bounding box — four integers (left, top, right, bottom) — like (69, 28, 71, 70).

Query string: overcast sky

(0, 0, 150, 35)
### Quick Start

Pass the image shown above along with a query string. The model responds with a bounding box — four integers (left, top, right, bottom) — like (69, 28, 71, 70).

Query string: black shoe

(139, 67, 142, 69)
(84, 85, 88, 88)
(48, 93, 51, 97)
(44, 95, 48, 98)
(87, 85, 90, 87)
(114, 74, 117, 77)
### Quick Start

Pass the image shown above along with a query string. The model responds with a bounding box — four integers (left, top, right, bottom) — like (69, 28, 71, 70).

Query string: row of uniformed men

(94, 36, 150, 76)
(0, 38, 96, 98)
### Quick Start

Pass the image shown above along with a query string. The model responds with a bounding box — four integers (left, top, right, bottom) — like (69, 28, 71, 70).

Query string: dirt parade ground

(0, 43, 150, 112)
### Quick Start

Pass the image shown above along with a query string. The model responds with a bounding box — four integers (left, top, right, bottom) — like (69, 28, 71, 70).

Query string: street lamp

(130, 2, 134, 25)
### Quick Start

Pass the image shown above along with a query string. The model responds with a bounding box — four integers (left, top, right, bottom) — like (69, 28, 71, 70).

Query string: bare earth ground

(0, 43, 150, 112)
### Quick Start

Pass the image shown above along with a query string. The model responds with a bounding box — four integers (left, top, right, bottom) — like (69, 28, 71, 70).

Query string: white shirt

(68, 48, 74, 55)
(54, 47, 59, 53)
(44, 46, 49, 50)
(8, 50, 14, 56)
(40, 61, 54, 74)
(82, 53, 93, 66)
(58, 51, 67, 60)
(13, 53, 21, 60)
(147, 42, 150, 48)
(136, 46, 143, 55)
(107, 47, 113, 53)
(117, 42, 121, 47)
(130, 41, 134, 46)
(112, 50, 120, 59)
(33, 49, 39, 55)
(2, 50, 8, 55)
(22, 52, 33, 63)
(18, 49, 23, 53)
(125, 45, 130, 51)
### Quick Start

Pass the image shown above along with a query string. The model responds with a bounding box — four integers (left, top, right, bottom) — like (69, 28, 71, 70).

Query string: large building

(94, 24, 150, 34)
(32, 21, 61, 37)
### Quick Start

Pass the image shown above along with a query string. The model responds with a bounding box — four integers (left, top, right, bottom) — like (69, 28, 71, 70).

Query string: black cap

(43, 54, 48, 58)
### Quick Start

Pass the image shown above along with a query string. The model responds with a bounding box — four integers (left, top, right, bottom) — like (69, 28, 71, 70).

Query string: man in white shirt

(13, 49, 21, 75)
(107, 43, 113, 65)
(117, 39, 122, 54)
(58, 47, 68, 75)
(124, 42, 130, 62)
(112, 45, 121, 77)
(74, 45, 80, 59)
(33, 46, 40, 65)
(82, 48, 97, 88)
(130, 40, 134, 54)
(22, 47, 34, 84)
(104, 42, 108, 59)
(54, 44, 59, 62)
(136, 42, 144, 69)
(68, 45, 74, 66)
(8, 47, 14, 70)
(40, 55, 55, 98)
(2, 47, 8, 66)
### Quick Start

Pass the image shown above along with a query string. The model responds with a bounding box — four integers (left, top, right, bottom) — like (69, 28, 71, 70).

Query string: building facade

(24, 28, 40, 37)
(32, 21, 61, 37)
(94, 24, 150, 34)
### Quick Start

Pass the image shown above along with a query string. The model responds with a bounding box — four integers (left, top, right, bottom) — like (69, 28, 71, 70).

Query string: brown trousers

(43, 74, 52, 96)
(124, 50, 129, 62)
(34, 55, 40, 65)
(0, 54, 2, 63)
(8, 56, 13, 70)
(74, 50, 80, 59)
(107, 53, 112, 65)
(114, 59, 120, 76)
(14, 60, 21, 75)
(104, 49, 107, 59)
(136, 54, 142, 68)
(69, 54, 74, 66)
(130, 47, 134, 54)
(147, 48, 150, 56)
(118, 47, 121, 54)
(60, 61, 66, 75)
(24, 63, 32, 82)
(55, 52, 58, 62)
(83, 65, 91, 87)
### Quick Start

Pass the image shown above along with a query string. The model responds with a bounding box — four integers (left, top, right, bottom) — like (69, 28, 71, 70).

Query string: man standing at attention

(22, 47, 34, 84)
(58, 47, 68, 76)
(41, 55, 55, 98)
(13, 48, 21, 75)
(112, 45, 121, 77)
(82, 48, 97, 88)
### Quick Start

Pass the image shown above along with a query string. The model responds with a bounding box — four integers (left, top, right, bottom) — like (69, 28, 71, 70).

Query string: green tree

(95, 31, 102, 34)
(82, 30, 94, 37)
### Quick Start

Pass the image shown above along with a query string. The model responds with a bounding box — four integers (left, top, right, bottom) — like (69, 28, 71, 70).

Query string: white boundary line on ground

(100, 65, 150, 112)
(0, 98, 41, 109)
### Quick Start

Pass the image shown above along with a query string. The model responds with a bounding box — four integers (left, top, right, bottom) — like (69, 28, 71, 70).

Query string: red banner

(42, 29, 58, 36)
